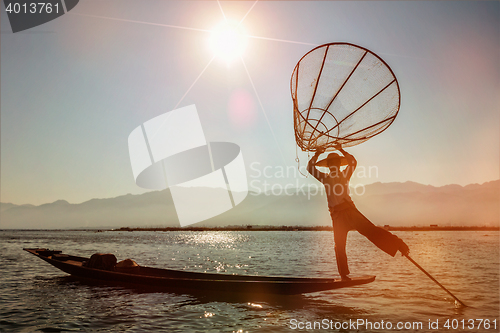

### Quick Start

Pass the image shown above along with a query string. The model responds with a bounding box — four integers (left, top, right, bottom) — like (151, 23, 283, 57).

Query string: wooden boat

(24, 248, 375, 295)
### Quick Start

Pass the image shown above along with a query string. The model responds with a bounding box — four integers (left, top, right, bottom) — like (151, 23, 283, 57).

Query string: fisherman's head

(326, 153, 343, 172)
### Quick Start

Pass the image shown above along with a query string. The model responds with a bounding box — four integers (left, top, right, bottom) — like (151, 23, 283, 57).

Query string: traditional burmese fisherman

(308, 144, 409, 280)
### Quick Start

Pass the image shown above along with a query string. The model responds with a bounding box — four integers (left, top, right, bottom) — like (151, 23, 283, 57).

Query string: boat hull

(24, 248, 375, 295)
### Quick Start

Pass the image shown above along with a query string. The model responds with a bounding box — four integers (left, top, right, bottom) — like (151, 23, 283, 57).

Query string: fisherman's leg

(333, 220, 350, 278)
(349, 208, 409, 257)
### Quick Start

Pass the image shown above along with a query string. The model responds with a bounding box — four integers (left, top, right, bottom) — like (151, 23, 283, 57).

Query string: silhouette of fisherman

(308, 144, 409, 280)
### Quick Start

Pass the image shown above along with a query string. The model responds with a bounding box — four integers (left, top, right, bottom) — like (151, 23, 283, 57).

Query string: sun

(209, 21, 248, 64)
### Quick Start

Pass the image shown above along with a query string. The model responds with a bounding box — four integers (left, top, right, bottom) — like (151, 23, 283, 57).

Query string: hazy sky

(1, 0, 499, 205)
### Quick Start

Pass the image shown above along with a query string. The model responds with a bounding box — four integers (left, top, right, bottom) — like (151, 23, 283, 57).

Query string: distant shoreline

(111, 226, 499, 232)
(2, 226, 498, 232)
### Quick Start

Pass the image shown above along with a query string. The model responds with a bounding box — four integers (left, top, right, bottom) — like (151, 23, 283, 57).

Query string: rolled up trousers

(330, 201, 401, 276)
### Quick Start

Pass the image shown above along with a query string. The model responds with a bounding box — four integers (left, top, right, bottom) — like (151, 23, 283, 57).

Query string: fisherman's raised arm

(335, 145, 357, 180)
(307, 149, 326, 180)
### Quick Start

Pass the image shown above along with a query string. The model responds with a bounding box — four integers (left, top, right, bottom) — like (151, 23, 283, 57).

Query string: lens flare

(228, 88, 257, 129)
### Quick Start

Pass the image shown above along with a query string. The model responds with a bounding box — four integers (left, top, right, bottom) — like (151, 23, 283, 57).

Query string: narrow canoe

(24, 248, 375, 295)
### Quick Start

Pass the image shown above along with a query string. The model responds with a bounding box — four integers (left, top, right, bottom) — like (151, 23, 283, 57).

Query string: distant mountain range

(1, 180, 498, 229)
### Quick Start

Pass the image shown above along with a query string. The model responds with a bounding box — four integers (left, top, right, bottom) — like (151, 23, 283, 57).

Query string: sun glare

(209, 21, 248, 64)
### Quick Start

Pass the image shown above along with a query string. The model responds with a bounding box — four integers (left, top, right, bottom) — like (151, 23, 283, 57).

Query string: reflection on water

(171, 232, 251, 248)
(0, 230, 498, 332)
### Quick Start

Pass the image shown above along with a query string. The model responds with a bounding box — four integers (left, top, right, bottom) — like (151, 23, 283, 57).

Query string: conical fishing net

(291, 43, 400, 152)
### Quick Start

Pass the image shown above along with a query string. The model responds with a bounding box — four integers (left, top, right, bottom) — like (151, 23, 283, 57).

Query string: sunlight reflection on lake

(172, 231, 250, 248)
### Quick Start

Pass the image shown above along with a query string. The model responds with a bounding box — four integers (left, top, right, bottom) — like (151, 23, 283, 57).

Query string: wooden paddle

(404, 254, 467, 307)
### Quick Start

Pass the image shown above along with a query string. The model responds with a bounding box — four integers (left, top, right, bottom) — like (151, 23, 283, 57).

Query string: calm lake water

(1, 230, 498, 332)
